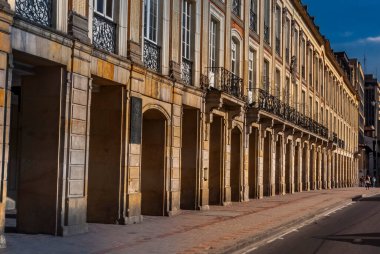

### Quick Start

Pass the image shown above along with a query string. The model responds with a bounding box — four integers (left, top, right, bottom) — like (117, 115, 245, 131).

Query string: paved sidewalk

(2, 188, 379, 254)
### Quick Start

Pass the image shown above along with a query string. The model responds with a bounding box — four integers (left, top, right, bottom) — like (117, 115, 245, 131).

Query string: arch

(141, 107, 168, 216)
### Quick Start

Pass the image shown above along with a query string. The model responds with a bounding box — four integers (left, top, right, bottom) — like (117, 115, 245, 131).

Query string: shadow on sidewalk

(317, 232, 380, 247)
(358, 196, 380, 202)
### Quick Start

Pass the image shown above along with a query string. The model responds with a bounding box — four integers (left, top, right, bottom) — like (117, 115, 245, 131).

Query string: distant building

(364, 74, 380, 177)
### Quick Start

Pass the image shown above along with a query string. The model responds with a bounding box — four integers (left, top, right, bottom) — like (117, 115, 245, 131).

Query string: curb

(219, 194, 368, 254)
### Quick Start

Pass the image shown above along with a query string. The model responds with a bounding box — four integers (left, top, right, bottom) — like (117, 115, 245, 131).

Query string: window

(232, 0, 241, 18)
(249, 0, 258, 33)
(275, 6, 281, 55)
(301, 91, 306, 114)
(94, 0, 114, 19)
(144, 0, 158, 43)
(275, 69, 281, 97)
(285, 19, 290, 64)
(293, 29, 298, 73)
(182, 0, 192, 60)
(308, 48, 313, 87)
(263, 60, 270, 91)
(209, 18, 218, 68)
(231, 39, 238, 75)
(301, 39, 306, 78)
(293, 82, 298, 108)
(309, 96, 313, 117)
(248, 49, 256, 91)
(285, 77, 290, 104)
(264, 0, 270, 44)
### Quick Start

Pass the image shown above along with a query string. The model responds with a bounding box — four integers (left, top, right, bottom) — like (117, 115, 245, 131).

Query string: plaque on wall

(130, 97, 142, 144)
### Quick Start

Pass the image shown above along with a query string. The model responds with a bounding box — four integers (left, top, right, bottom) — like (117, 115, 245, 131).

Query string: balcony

(249, 88, 329, 139)
(93, 13, 117, 53)
(203, 67, 243, 99)
(182, 58, 193, 86)
(331, 132, 345, 149)
(15, 0, 53, 27)
(249, 10, 257, 33)
(264, 24, 270, 44)
(143, 39, 161, 73)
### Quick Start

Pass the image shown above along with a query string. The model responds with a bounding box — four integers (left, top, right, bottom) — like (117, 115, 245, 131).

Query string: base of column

(199, 205, 210, 211)
(0, 233, 5, 249)
(60, 223, 88, 236)
(122, 215, 143, 225)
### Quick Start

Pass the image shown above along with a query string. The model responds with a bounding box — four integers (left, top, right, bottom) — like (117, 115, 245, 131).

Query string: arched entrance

(141, 108, 167, 216)
(230, 127, 241, 202)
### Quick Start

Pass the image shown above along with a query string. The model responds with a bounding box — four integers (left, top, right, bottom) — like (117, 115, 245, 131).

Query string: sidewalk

(2, 188, 379, 254)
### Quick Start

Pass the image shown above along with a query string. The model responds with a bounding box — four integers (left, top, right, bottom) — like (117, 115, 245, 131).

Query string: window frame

(182, 0, 192, 60)
(144, 0, 159, 44)
(94, 0, 114, 20)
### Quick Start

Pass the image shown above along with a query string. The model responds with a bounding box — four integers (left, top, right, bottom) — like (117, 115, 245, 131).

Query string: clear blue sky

(302, 0, 380, 76)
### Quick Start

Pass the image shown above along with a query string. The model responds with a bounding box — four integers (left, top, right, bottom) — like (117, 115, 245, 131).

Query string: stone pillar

(257, 128, 265, 199)
(224, 119, 232, 205)
(310, 145, 316, 190)
(317, 147, 322, 189)
(270, 130, 276, 196)
(289, 139, 295, 194)
(303, 142, 310, 191)
(200, 112, 211, 210)
(322, 149, 327, 189)
(168, 87, 183, 215)
(59, 42, 93, 236)
(242, 126, 250, 201)
(127, 0, 143, 64)
(0, 1, 12, 247)
(296, 141, 303, 192)
(327, 150, 332, 189)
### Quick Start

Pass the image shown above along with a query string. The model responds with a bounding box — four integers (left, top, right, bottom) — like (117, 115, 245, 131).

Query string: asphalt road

(249, 194, 380, 254)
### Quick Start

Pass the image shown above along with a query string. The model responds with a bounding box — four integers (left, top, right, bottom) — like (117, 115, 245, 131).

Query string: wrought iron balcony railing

(331, 132, 345, 149)
(249, 88, 329, 139)
(232, 0, 241, 17)
(264, 24, 270, 44)
(204, 67, 243, 99)
(249, 10, 257, 33)
(15, 0, 53, 27)
(182, 58, 193, 86)
(143, 39, 161, 73)
(93, 13, 117, 53)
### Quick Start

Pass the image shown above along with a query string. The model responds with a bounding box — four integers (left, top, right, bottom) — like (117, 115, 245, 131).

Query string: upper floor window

(263, 60, 270, 91)
(264, 0, 270, 44)
(209, 18, 219, 68)
(232, 0, 241, 18)
(275, 69, 281, 97)
(144, 0, 158, 43)
(95, 0, 114, 19)
(231, 39, 238, 75)
(301, 38, 306, 78)
(143, 0, 161, 72)
(182, 0, 193, 85)
(275, 5, 281, 55)
(301, 90, 306, 115)
(248, 49, 256, 91)
(249, 0, 258, 33)
(293, 29, 299, 73)
(93, 0, 117, 53)
(285, 19, 290, 64)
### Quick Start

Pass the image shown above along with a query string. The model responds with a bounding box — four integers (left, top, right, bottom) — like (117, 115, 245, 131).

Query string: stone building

(0, 0, 359, 245)
(364, 74, 380, 177)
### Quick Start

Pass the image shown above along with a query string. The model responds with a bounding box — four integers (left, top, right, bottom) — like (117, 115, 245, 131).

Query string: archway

(141, 108, 167, 216)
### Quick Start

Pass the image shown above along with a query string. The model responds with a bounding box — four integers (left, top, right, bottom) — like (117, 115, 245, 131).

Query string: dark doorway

(141, 109, 166, 216)
(209, 115, 224, 205)
(275, 136, 282, 195)
(248, 128, 258, 199)
(230, 127, 241, 202)
(285, 141, 292, 193)
(87, 85, 123, 223)
(180, 107, 199, 210)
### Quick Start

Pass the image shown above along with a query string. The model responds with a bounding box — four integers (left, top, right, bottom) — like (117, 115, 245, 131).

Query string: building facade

(364, 74, 380, 177)
(0, 0, 359, 245)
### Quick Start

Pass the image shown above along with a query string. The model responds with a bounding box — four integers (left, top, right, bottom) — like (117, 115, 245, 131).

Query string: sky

(302, 0, 380, 76)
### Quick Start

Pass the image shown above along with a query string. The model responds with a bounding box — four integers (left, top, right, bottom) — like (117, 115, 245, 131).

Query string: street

(249, 194, 380, 254)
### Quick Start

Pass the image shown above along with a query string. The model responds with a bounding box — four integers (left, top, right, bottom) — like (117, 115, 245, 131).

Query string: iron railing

(204, 67, 243, 99)
(232, 0, 241, 17)
(15, 0, 53, 27)
(182, 58, 193, 86)
(93, 13, 117, 53)
(249, 10, 257, 33)
(143, 39, 161, 73)
(249, 88, 329, 139)
(331, 132, 345, 148)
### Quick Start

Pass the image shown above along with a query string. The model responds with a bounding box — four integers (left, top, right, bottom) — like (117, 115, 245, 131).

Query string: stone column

(242, 125, 250, 201)
(327, 150, 332, 189)
(224, 119, 232, 205)
(303, 142, 310, 191)
(317, 147, 322, 189)
(296, 141, 303, 192)
(270, 130, 277, 196)
(310, 145, 316, 190)
(289, 139, 295, 194)
(257, 128, 265, 199)
(127, 0, 143, 64)
(200, 112, 211, 210)
(0, 1, 12, 247)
